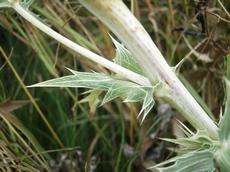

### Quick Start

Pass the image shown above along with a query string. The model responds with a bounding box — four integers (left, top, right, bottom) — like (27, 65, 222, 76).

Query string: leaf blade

(112, 37, 145, 75)
(29, 69, 155, 123)
(156, 151, 215, 172)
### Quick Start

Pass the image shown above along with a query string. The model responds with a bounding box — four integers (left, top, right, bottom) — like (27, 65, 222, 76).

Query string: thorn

(172, 57, 187, 75)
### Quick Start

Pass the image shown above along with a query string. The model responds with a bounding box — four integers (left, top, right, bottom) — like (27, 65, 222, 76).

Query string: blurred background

(0, 0, 229, 171)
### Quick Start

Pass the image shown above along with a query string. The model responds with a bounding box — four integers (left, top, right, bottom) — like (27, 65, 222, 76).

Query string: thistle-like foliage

(2, 1, 228, 170)
(112, 37, 145, 75)
(29, 39, 157, 123)
(29, 70, 155, 124)
(156, 150, 215, 172)
(152, 79, 230, 171)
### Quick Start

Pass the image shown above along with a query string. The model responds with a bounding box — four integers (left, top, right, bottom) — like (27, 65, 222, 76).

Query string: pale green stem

(7, 0, 218, 139)
(10, 2, 150, 86)
(79, 0, 218, 139)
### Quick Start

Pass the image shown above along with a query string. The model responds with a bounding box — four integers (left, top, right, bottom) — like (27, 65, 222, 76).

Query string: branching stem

(7, 1, 218, 139)
(10, 2, 151, 87)
(79, 0, 218, 139)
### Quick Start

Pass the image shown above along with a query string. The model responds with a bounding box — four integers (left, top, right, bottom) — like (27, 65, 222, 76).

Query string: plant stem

(79, 0, 218, 139)
(10, 2, 150, 87)
(9, 1, 218, 139)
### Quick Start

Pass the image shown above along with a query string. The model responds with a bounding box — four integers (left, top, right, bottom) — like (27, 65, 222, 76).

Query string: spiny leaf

(154, 150, 215, 172)
(102, 81, 146, 105)
(161, 131, 214, 153)
(29, 70, 155, 122)
(176, 120, 195, 137)
(28, 72, 116, 90)
(138, 88, 154, 124)
(111, 37, 145, 75)
(219, 79, 230, 142)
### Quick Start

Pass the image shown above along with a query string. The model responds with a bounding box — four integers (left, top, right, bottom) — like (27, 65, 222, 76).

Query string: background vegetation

(0, 0, 229, 171)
